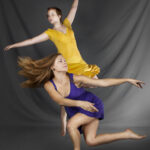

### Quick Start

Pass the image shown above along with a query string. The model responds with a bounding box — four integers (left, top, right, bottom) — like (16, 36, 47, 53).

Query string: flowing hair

(17, 53, 65, 88)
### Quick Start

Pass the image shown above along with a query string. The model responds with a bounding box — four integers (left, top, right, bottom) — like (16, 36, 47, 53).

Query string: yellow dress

(44, 18, 100, 78)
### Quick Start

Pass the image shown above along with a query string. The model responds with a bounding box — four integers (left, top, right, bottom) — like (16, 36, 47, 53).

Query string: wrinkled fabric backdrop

(0, 0, 150, 150)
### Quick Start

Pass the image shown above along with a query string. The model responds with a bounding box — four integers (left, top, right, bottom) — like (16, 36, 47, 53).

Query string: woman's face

(52, 55, 68, 72)
(47, 9, 61, 24)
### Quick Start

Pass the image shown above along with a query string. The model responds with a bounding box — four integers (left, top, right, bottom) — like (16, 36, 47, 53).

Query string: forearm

(59, 98, 80, 107)
(13, 38, 36, 48)
(60, 106, 67, 127)
(11, 32, 48, 49)
(99, 78, 130, 87)
(72, 0, 78, 8)
(61, 114, 67, 126)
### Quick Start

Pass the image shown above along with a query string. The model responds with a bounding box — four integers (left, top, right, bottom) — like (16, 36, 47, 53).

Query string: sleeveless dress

(50, 73, 104, 134)
(44, 18, 100, 78)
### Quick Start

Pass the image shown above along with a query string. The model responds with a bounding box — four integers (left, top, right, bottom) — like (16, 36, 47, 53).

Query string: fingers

(4, 46, 9, 51)
(4, 45, 12, 51)
(91, 105, 99, 112)
(136, 81, 145, 88)
(83, 102, 99, 112)
(89, 103, 98, 112)
(134, 82, 141, 88)
(137, 80, 145, 85)
(137, 82, 143, 88)
(132, 80, 145, 89)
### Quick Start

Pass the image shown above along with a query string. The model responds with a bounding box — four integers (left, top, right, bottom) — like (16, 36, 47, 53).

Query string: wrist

(12, 44, 17, 48)
(126, 78, 131, 83)
(76, 101, 81, 107)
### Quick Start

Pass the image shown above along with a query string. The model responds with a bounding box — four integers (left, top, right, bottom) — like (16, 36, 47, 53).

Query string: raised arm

(73, 75, 145, 88)
(4, 32, 49, 51)
(43, 81, 98, 112)
(66, 0, 79, 24)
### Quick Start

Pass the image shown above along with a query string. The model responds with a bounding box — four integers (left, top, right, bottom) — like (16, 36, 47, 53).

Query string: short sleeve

(63, 18, 72, 29)
(44, 29, 52, 40)
(69, 73, 74, 82)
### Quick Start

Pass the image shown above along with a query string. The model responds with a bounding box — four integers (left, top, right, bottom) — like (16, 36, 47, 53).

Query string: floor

(0, 124, 149, 150)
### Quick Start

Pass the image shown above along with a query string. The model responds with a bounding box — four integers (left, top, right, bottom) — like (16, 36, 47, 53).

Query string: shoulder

(43, 80, 65, 105)
(44, 28, 54, 39)
(71, 74, 85, 83)
(44, 28, 54, 34)
(44, 28, 51, 32)
(43, 80, 54, 90)
(63, 17, 72, 29)
(43, 80, 60, 97)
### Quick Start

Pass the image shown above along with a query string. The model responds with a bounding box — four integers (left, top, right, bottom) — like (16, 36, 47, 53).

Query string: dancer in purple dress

(17, 53, 146, 150)
(50, 73, 104, 134)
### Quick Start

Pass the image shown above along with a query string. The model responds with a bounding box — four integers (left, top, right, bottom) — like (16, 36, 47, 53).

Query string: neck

(53, 71, 68, 83)
(53, 21, 62, 29)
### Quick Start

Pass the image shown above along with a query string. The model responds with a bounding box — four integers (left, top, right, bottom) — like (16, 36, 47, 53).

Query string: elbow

(102, 83, 110, 87)
(59, 102, 64, 106)
(98, 80, 109, 87)
(101, 82, 109, 87)
(58, 98, 66, 106)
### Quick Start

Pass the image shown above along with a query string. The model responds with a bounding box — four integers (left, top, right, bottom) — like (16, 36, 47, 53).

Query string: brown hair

(17, 53, 70, 88)
(46, 7, 63, 23)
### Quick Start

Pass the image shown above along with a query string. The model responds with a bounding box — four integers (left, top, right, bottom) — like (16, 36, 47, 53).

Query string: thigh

(67, 113, 95, 129)
(82, 118, 99, 140)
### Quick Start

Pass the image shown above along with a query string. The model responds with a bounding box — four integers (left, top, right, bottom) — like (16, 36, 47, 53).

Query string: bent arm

(74, 74, 130, 87)
(44, 81, 99, 112)
(4, 32, 49, 51)
(66, 0, 79, 24)
(44, 81, 80, 107)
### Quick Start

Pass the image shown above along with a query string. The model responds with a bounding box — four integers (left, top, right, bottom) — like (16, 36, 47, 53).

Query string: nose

(63, 61, 67, 65)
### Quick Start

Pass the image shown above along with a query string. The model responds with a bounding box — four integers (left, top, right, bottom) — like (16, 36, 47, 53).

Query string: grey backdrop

(0, 0, 150, 150)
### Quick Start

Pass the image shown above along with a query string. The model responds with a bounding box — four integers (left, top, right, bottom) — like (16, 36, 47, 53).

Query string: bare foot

(124, 128, 146, 140)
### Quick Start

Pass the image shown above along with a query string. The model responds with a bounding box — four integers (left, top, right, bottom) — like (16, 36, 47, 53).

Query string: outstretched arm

(4, 32, 49, 51)
(66, 0, 79, 24)
(74, 75, 145, 88)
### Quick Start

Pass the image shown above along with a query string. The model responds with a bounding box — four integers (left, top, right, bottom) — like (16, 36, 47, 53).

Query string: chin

(49, 21, 53, 24)
(60, 69, 68, 72)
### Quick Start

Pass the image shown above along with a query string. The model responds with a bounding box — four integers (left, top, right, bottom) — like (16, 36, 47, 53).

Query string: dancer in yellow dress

(4, 0, 100, 78)
(44, 17, 100, 78)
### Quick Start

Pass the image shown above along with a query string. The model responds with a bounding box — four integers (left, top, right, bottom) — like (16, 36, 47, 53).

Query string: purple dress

(50, 73, 104, 134)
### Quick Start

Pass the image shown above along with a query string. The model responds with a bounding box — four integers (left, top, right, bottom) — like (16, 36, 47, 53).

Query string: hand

(79, 101, 99, 112)
(128, 79, 145, 88)
(4, 44, 15, 51)
(61, 127, 66, 136)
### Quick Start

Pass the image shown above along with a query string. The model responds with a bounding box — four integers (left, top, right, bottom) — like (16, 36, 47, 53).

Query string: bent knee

(67, 120, 78, 130)
(85, 137, 96, 147)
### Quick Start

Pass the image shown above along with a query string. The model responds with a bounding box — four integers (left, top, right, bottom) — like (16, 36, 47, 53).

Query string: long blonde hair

(17, 53, 64, 88)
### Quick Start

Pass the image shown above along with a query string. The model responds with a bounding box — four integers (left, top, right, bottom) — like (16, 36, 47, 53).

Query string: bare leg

(66, 113, 95, 150)
(82, 119, 147, 147)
